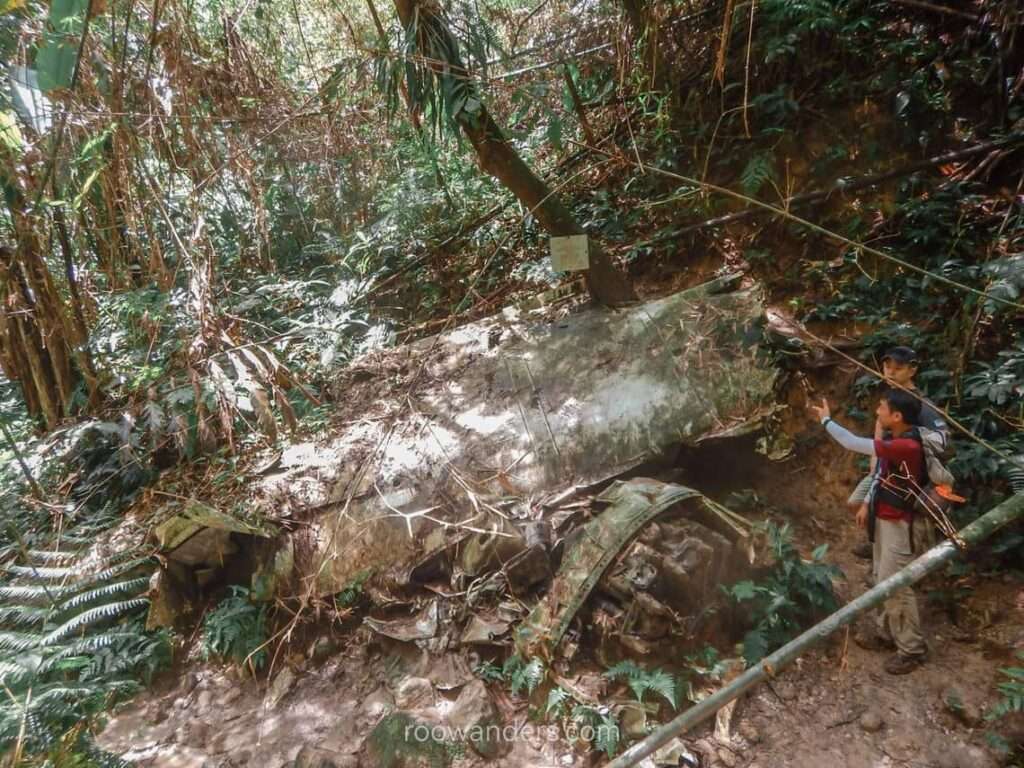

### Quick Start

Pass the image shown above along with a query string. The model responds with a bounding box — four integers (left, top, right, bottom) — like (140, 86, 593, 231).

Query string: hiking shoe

(884, 652, 926, 675)
(852, 541, 873, 560)
(853, 627, 896, 652)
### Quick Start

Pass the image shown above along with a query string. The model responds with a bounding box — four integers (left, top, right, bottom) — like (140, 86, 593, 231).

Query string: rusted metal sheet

(515, 479, 701, 656)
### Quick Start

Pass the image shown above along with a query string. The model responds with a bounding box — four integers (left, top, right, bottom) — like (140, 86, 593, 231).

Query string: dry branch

(644, 133, 1024, 244)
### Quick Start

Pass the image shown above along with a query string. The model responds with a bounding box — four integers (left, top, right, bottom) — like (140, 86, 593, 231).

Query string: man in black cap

(849, 346, 951, 560)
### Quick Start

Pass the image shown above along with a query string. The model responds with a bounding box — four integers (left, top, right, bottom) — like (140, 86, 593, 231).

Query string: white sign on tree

(550, 235, 590, 272)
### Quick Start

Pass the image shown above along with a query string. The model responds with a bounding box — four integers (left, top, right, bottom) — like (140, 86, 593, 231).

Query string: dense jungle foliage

(0, 0, 1021, 762)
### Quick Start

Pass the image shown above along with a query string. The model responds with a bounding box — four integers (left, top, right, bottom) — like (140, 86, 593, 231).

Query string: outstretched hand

(809, 397, 831, 422)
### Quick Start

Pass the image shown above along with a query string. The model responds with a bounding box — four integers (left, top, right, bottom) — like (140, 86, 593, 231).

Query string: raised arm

(809, 397, 877, 456)
(824, 418, 876, 455)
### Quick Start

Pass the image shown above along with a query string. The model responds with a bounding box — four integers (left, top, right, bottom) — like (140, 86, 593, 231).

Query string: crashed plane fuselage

(257, 275, 779, 596)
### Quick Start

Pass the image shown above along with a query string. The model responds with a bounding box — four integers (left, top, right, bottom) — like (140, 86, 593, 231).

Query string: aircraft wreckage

(150, 275, 782, 658)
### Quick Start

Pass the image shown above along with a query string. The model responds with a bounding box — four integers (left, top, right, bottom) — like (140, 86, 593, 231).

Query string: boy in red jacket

(811, 389, 928, 675)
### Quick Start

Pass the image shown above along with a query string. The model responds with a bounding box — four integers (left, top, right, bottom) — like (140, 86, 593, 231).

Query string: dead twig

(826, 706, 865, 729)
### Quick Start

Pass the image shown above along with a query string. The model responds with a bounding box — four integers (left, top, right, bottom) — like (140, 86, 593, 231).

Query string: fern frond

(84, 557, 153, 585)
(0, 603, 50, 628)
(644, 669, 679, 709)
(604, 661, 678, 709)
(0, 660, 37, 687)
(28, 678, 139, 713)
(739, 152, 776, 197)
(57, 577, 150, 615)
(4, 564, 77, 581)
(41, 632, 148, 669)
(25, 549, 82, 565)
(510, 657, 545, 695)
(604, 660, 643, 680)
(546, 687, 571, 716)
(0, 584, 74, 604)
(43, 599, 149, 645)
(0, 631, 43, 652)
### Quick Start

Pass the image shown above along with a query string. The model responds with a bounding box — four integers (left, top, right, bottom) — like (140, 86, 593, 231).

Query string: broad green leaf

(36, 38, 78, 92)
(0, 112, 23, 154)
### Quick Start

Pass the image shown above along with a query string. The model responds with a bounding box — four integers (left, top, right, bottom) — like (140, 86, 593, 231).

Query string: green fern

(0, 660, 36, 687)
(44, 598, 150, 645)
(502, 655, 546, 696)
(0, 630, 45, 652)
(604, 661, 680, 710)
(546, 686, 571, 717)
(739, 151, 776, 197)
(988, 653, 1024, 721)
(4, 564, 78, 580)
(571, 705, 621, 757)
(202, 586, 268, 670)
(0, 583, 77, 604)
(472, 660, 504, 683)
(0, 603, 49, 627)
(77, 556, 153, 585)
(0, 538, 165, 761)
(57, 577, 151, 614)
(24, 548, 82, 565)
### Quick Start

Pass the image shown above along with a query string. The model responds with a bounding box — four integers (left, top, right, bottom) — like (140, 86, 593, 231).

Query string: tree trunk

(392, 0, 636, 306)
(52, 195, 102, 408)
(0, 158, 101, 427)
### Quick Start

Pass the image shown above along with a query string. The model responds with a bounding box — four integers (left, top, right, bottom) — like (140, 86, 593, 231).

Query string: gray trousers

(873, 518, 927, 657)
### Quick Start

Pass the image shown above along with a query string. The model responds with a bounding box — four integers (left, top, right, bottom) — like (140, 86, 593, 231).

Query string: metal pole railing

(607, 492, 1024, 768)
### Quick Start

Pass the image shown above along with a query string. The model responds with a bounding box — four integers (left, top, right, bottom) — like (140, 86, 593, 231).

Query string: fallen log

(607, 491, 1024, 768)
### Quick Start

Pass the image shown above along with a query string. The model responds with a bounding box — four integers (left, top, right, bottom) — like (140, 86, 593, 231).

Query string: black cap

(883, 346, 918, 365)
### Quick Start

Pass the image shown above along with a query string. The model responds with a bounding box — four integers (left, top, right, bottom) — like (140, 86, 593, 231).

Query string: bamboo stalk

(607, 492, 1024, 768)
